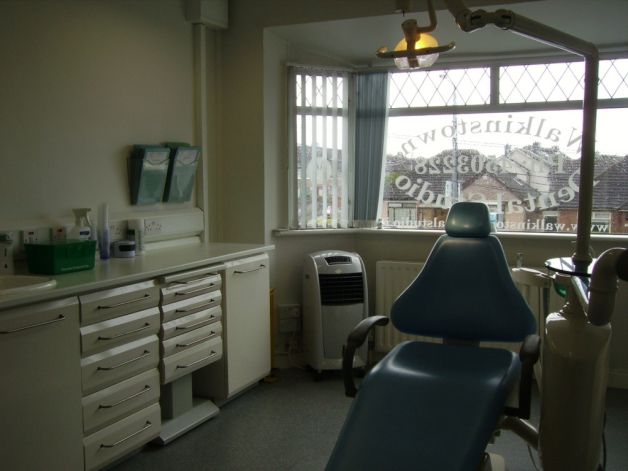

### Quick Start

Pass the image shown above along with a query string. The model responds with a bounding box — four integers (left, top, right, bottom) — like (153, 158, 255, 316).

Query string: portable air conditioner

(303, 251, 368, 375)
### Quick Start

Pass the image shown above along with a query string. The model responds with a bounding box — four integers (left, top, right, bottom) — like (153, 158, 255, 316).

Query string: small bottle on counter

(128, 219, 145, 254)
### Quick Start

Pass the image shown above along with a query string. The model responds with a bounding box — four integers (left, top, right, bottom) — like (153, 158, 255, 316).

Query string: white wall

(0, 0, 196, 228)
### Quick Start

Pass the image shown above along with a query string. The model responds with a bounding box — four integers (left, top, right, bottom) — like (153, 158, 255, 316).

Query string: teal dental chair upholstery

(327, 202, 538, 470)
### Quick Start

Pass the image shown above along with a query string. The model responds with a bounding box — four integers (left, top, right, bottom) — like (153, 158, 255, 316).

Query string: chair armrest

(343, 315, 390, 398)
(506, 334, 540, 419)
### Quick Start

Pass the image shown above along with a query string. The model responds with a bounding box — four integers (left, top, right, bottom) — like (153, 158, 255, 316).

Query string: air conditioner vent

(325, 255, 352, 265)
(318, 273, 364, 305)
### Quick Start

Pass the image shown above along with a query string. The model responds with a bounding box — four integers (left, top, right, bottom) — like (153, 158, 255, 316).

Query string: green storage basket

(25, 240, 97, 275)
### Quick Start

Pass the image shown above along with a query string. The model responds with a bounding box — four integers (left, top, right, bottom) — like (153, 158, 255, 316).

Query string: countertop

(0, 242, 274, 310)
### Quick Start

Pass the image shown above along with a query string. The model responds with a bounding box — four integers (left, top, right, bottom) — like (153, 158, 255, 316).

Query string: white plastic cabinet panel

(83, 403, 161, 471)
(225, 254, 270, 396)
(161, 305, 222, 340)
(0, 297, 83, 471)
(161, 322, 222, 357)
(80, 307, 160, 356)
(195, 254, 270, 400)
(80, 280, 159, 326)
(82, 369, 160, 435)
(160, 336, 222, 384)
(81, 335, 159, 395)
(160, 291, 222, 323)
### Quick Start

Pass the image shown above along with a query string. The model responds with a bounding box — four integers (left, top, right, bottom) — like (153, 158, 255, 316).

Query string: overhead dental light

(377, 0, 455, 69)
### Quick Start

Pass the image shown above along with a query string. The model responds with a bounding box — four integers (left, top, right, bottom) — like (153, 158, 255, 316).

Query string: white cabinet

(156, 266, 224, 444)
(79, 280, 161, 471)
(195, 253, 270, 400)
(0, 297, 83, 471)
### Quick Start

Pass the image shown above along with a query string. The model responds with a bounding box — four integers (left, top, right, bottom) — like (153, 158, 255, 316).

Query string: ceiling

(269, 0, 628, 68)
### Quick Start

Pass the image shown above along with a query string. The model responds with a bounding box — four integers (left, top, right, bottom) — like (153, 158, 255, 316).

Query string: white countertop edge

(0, 242, 275, 311)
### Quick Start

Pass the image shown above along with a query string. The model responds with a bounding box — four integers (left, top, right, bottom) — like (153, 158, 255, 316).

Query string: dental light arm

(443, 0, 599, 272)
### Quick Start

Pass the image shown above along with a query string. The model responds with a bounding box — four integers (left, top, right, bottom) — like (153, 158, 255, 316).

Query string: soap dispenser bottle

(68, 208, 93, 240)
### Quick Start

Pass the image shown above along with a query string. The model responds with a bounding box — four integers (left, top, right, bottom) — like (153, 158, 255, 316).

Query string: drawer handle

(175, 352, 218, 369)
(175, 333, 217, 348)
(175, 318, 211, 331)
(234, 264, 266, 274)
(174, 285, 215, 296)
(174, 301, 217, 313)
(171, 275, 218, 285)
(0, 314, 65, 334)
(98, 323, 152, 341)
(100, 421, 153, 448)
(97, 294, 151, 310)
(98, 385, 152, 409)
(97, 350, 151, 371)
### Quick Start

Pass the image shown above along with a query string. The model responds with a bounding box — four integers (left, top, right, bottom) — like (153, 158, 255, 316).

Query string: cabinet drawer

(81, 336, 159, 395)
(82, 369, 159, 435)
(80, 307, 160, 356)
(160, 291, 222, 323)
(161, 305, 222, 340)
(83, 403, 161, 471)
(161, 273, 221, 305)
(80, 281, 159, 326)
(160, 337, 222, 384)
(0, 297, 78, 335)
(161, 322, 222, 357)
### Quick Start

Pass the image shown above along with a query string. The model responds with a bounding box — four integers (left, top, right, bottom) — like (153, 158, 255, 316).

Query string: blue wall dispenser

(163, 143, 201, 203)
(128, 145, 171, 205)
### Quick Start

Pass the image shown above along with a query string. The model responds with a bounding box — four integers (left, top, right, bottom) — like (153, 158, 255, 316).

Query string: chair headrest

(445, 202, 491, 237)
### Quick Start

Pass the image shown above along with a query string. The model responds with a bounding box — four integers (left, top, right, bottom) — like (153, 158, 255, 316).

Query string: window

(381, 57, 628, 234)
(288, 66, 351, 229)
(591, 212, 611, 233)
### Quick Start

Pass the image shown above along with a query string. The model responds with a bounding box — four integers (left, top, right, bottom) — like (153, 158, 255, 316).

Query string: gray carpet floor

(111, 368, 628, 470)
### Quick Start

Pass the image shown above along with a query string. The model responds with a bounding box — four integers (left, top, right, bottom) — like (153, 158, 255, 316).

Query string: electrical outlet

(144, 218, 162, 236)
(278, 304, 301, 320)
(109, 220, 127, 241)
(278, 305, 302, 334)
(51, 226, 66, 241)
(22, 227, 51, 245)
(0, 231, 16, 245)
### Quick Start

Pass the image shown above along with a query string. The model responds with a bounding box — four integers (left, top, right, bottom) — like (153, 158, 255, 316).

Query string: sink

(0, 275, 57, 296)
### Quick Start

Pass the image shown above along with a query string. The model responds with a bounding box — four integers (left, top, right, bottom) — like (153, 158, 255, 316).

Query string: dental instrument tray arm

(342, 315, 389, 398)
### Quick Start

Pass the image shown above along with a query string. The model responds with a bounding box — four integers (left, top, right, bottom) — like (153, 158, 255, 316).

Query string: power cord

(600, 411, 607, 471)
(527, 445, 541, 471)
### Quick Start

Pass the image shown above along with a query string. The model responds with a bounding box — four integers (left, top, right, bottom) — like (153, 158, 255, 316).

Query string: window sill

(272, 227, 628, 242)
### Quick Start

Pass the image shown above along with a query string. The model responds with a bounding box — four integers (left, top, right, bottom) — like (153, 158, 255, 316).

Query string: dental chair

(327, 202, 539, 470)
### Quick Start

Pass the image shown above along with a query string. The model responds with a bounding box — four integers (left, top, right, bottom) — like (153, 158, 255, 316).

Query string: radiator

(374, 260, 442, 352)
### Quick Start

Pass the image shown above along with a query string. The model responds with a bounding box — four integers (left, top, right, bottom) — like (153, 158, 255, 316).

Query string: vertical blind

(289, 66, 350, 229)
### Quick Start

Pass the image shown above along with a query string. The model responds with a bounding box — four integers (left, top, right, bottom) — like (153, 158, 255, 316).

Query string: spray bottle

(68, 208, 93, 240)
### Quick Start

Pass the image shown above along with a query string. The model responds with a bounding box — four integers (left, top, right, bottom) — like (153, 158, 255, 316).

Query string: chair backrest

(391, 202, 536, 343)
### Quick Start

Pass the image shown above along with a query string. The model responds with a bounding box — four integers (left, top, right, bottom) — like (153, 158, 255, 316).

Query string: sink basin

(0, 275, 57, 296)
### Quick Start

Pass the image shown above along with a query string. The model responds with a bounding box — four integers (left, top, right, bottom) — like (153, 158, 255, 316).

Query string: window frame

(382, 52, 628, 235)
(286, 53, 628, 236)
(388, 54, 628, 119)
